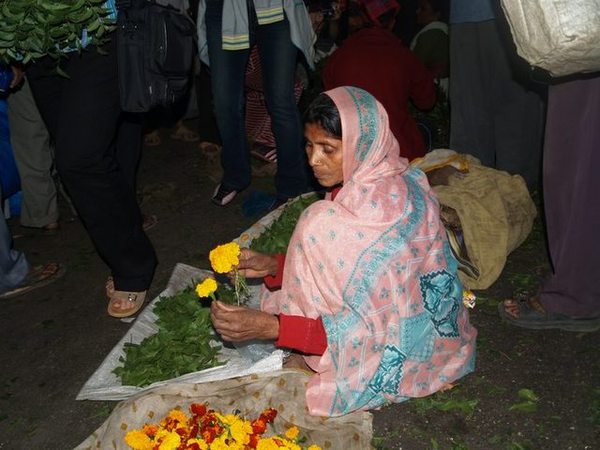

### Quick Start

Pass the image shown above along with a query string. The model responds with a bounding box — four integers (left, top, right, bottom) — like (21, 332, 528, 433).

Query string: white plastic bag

(500, 0, 600, 77)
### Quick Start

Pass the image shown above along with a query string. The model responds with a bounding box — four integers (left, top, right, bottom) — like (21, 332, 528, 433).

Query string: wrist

(268, 256, 279, 276)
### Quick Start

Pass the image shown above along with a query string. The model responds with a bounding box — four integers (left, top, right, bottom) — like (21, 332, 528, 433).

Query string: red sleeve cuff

(275, 314, 327, 356)
(263, 253, 286, 290)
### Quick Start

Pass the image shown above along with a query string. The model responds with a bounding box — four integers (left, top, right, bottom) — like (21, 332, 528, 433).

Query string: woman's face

(305, 122, 344, 187)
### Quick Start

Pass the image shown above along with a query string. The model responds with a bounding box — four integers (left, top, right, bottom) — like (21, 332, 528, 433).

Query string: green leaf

(517, 388, 539, 402)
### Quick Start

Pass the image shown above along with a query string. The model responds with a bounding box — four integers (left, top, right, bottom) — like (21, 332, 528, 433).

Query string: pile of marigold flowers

(124, 403, 322, 450)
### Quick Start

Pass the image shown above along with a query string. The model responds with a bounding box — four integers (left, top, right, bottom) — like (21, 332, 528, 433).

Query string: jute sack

(75, 370, 373, 450)
(500, 0, 600, 77)
(433, 163, 537, 290)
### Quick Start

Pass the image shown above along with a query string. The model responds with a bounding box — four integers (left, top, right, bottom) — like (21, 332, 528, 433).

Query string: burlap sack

(434, 164, 536, 290)
(75, 370, 373, 450)
(500, 0, 600, 77)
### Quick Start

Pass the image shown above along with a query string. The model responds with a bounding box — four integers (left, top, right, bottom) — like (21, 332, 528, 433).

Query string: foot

(199, 141, 221, 155)
(107, 290, 147, 318)
(211, 184, 238, 206)
(143, 130, 161, 146)
(0, 263, 66, 300)
(499, 295, 600, 332)
(142, 214, 158, 231)
(283, 353, 314, 372)
(170, 123, 199, 142)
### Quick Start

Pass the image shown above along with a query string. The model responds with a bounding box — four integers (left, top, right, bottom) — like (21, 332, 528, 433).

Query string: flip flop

(107, 290, 147, 318)
(498, 296, 600, 332)
(170, 125, 199, 142)
(0, 263, 66, 300)
(143, 130, 161, 146)
(250, 144, 278, 163)
(142, 214, 158, 231)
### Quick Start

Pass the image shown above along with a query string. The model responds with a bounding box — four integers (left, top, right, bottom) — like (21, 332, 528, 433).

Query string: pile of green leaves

(250, 193, 320, 254)
(112, 286, 223, 387)
(0, 0, 112, 64)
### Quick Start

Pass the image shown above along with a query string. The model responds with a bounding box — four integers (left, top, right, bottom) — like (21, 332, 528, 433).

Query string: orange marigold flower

(124, 429, 154, 450)
(142, 424, 158, 437)
(252, 418, 267, 434)
(285, 426, 300, 440)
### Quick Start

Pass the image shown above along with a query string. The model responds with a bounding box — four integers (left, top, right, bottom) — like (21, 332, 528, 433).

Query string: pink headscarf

(261, 87, 477, 416)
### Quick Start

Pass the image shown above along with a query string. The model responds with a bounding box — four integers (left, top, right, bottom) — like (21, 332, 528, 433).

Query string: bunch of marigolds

(203, 242, 249, 305)
(124, 403, 322, 450)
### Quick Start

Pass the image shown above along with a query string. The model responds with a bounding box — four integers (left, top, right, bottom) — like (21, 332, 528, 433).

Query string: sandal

(199, 141, 221, 155)
(250, 144, 278, 163)
(498, 295, 600, 332)
(107, 289, 147, 318)
(144, 130, 161, 146)
(142, 214, 158, 231)
(170, 124, 199, 142)
(0, 263, 66, 300)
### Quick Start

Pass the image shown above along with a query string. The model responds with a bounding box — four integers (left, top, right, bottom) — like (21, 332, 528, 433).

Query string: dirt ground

(0, 125, 598, 450)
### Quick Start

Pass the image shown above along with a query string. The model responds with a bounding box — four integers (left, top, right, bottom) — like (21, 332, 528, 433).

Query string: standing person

(449, 0, 543, 189)
(410, 0, 449, 96)
(0, 187, 64, 300)
(210, 87, 477, 416)
(322, 1, 436, 161)
(26, 5, 157, 318)
(499, 75, 600, 332)
(197, 0, 316, 206)
(7, 78, 60, 234)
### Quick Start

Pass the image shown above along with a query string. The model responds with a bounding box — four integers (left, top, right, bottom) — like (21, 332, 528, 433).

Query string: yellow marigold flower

(284, 426, 300, 440)
(229, 417, 253, 444)
(156, 429, 181, 450)
(256, 438, 281, 450)
(208, 435, 230, 450)
(278, 439, 301, 450)
(124, 429, 154, 450)
(167, 408, 188, 424)
(209, 242, 241, 273)
(307, 446, 322, 450)
(196, 278, 218, 298)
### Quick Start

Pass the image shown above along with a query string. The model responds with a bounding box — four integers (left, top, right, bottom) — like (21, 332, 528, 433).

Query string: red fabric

(263, 253, 286, 290)
(276, 314, 328, 355)
(322, 27, 435, 161)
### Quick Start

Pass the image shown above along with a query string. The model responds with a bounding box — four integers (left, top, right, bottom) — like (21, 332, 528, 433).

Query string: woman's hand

(210, 300, 279, 342)
(234, 248, 278, 279)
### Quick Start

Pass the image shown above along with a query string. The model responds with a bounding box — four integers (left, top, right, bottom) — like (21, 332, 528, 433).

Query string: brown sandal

(0, 263, 66, 300)
(107, 290, 147, 318)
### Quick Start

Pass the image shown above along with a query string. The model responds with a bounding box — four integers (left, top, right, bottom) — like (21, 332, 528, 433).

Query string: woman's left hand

(210, 300, 279, 342)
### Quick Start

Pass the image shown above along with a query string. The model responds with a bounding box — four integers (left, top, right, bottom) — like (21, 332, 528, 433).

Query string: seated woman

(210, 86, 477, 417)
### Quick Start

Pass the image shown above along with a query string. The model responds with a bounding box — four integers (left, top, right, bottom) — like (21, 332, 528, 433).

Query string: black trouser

(26, 36, 157, 292)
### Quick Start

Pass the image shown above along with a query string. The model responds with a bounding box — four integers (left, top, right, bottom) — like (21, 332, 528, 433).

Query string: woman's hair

(303, 93, 342, 139)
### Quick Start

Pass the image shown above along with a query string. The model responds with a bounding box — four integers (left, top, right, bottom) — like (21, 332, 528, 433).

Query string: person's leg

(196, 64, 222, 146)
(486, 20, 543, 189)
(538, 76, 600, 319)
(256, 16, 310, 199)
(205, 0, 251, 193)
(449, 21, 495, 167)
(0, 208, 29, 294)
(7, 78, 59, 229)
(27, 40, 157, 294)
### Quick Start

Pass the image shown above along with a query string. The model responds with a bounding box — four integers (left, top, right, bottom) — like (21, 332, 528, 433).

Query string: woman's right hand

(235, 248, 278, 279)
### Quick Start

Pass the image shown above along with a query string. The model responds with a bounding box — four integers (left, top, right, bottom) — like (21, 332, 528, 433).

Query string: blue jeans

(205, 0, 309, 198)
(0, 212, 29, 295)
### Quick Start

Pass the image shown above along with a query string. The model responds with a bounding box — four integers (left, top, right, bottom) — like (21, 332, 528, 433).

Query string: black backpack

(116, 0, 196, 113)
